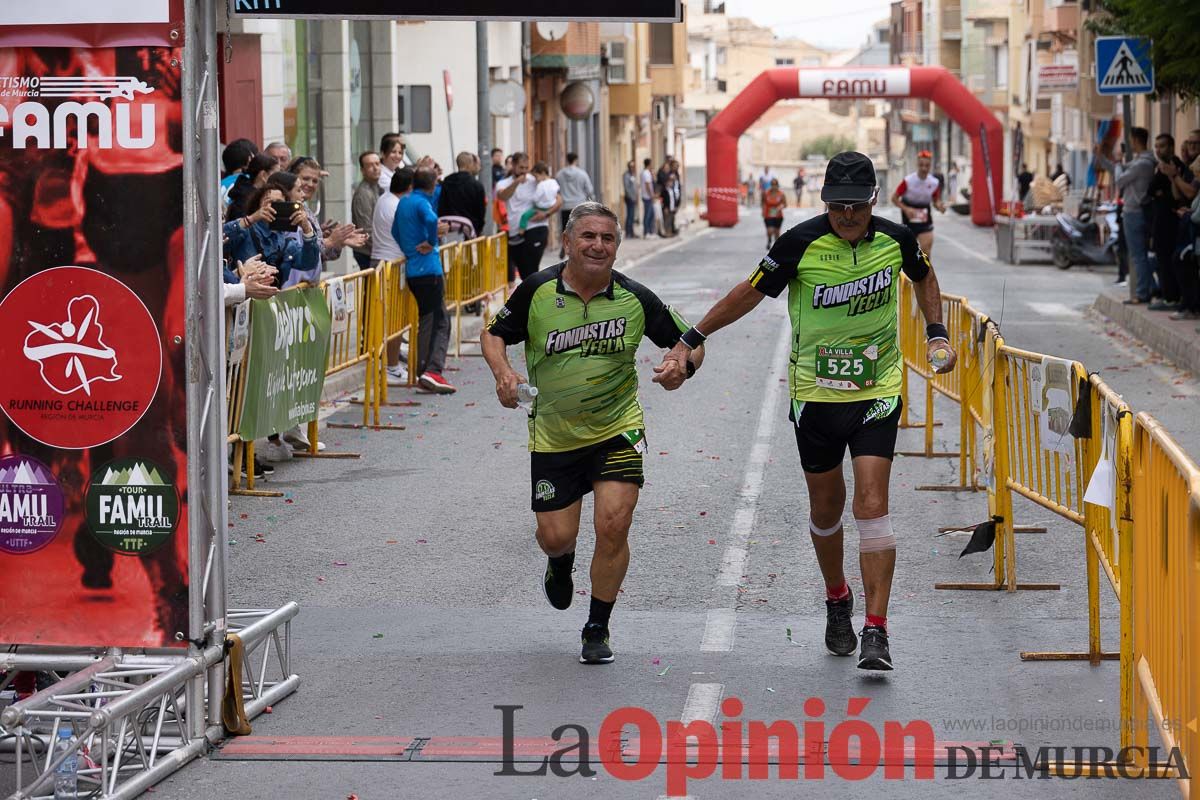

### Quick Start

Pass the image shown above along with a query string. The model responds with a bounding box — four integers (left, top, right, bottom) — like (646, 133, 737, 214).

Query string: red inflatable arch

(706, 66, 1003, 227)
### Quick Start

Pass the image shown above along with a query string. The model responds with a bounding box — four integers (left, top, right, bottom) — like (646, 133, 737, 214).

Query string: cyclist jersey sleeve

(747, 219, 821, 298)
(616, 273, 691, 348)
(485, 276, 538, 344)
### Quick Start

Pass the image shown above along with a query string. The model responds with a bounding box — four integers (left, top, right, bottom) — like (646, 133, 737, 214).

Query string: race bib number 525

(815, 344, 878, 391)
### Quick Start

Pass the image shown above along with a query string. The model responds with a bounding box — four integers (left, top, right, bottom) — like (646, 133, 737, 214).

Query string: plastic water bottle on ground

(53, 728, 78, 800)
(517, 383, 538, 413)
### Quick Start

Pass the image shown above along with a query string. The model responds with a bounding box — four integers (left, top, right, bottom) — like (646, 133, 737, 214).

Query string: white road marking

(936, 228, 996, 264)
(715, 320, 792, 586)
(680, 683, 724, 724)
(699, 608, 737, 652)
(1027, 301, 1082, 318)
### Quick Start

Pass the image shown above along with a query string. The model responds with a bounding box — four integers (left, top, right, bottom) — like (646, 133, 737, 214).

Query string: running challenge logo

(545, 318, 628, 357)
(0, 75, 156, 150)
(812, 266, 893, 316)
(23, 295, 120, 396)
(494, 701, 1185, 795)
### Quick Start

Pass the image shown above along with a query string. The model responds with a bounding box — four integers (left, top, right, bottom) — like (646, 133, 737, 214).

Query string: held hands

(495, 370, 525, 409)
(927, 338, 958, 373)
(652, 342, 691, 391)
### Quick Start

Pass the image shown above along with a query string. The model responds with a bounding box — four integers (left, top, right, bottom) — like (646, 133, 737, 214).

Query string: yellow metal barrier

(1130, 413, 1200, 790)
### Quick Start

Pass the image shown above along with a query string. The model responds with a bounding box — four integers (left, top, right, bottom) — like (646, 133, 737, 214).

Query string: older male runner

(661, 152, 956, 670)
(482, 202, 704, 664)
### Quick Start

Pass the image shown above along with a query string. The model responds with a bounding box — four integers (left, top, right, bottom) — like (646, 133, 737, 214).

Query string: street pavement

(148, 206, 1196, 799)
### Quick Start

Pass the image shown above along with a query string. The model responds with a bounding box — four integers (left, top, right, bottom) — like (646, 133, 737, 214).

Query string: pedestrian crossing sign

(1095, 36, 1153, 96)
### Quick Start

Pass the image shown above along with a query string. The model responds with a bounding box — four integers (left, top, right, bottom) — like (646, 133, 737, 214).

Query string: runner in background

(762, 177, 787, 248)
(893, 150, 946, 256)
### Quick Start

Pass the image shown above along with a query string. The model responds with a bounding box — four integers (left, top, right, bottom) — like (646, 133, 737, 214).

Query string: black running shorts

(764, 217, 783, 230)
(902, 203, 934, 235)
(789, 396, 903, 473)
(530, 432, 645, 512)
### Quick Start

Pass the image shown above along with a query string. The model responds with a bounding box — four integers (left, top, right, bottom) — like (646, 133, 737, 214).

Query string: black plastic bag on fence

(1068, 375, 1092, 440)
(958, 517, 998, 558)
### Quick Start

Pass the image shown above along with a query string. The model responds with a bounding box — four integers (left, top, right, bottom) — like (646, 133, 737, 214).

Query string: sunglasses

(827, 200, 872, 214)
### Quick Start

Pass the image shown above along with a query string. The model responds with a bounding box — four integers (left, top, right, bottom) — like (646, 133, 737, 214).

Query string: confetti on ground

(652, 658, 661, 665)
(659, 451, 669, 455)
(317, 576, 326, 582)
(657, 666, 671, 677)
(239, 513, 249, 520)
(372, 633, 384, 639)
(264, 705, 273, 713)
(576, 589, 588, 595)
(333, 561, 348, 566)
(386, 540, 398, 544)
(416, 538, 428, 544)
(284, 499, 294, 504)
(708, 539, 716, 544)
(765, 687, 776, 693)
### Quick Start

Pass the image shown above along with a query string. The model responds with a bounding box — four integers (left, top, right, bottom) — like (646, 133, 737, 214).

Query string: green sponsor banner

(238, 288, 331, 441)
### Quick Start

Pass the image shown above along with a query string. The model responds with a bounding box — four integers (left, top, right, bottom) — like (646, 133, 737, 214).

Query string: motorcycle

(1052, 199, 1119, 270)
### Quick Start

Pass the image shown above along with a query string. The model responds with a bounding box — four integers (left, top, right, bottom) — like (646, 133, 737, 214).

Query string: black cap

(821, 151, 878, 203)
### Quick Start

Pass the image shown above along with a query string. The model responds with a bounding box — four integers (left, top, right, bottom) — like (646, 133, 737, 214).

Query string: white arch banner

(798, 68, 912, 98)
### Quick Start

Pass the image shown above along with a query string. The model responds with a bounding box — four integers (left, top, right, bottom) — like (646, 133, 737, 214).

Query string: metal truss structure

(1, 1, 300, 796)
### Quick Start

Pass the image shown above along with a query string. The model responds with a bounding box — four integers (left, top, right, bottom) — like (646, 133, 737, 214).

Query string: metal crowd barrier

(1130, 415, 1200, 790)
(895, 273, 1200, 778)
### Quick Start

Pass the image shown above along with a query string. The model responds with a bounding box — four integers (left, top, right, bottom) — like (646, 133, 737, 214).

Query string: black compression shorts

(789, 396, 903, 473)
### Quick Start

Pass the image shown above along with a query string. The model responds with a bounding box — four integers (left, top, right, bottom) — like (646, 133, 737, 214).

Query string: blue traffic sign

(1095, 36, 1153, 95)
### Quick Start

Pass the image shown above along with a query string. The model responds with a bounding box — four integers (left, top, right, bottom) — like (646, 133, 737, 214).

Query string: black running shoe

(542, 557, 573, 610)
(580, 623, 614, 664)
(858, 625, 893, 671)
(825, 592, 857, 656)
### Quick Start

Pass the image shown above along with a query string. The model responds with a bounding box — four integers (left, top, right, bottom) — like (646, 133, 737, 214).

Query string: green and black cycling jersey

(748, 214, 931, 404)
(486, 263, 690, 453)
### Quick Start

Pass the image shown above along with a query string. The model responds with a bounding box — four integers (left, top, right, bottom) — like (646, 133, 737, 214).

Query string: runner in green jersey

(660, 152, 957, 671)
(482, 202, 704, 665)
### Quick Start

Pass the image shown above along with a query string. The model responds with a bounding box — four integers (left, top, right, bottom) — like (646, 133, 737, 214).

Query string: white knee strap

(856, 515, 896, 553)
(809, 518, 843, 538)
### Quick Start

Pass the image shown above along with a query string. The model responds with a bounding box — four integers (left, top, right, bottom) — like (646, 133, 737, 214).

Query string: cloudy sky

(721, 0, 894, 51)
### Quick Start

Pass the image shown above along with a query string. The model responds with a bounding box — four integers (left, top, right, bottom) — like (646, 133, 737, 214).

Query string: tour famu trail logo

(85, 458, 179, 555)
(0, 454, 65, 555)
(23, 295, 120, 396)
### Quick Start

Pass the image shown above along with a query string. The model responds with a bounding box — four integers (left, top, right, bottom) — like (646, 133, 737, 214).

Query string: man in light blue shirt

(393, 168, 455, 393)
(556, 152, 594, 257)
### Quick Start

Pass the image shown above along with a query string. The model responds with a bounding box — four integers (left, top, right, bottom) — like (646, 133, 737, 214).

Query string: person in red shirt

(761, 177, 788, 247)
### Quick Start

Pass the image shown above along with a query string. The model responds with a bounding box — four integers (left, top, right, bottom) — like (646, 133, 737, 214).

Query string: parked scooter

(1052, 199, 1118, 269)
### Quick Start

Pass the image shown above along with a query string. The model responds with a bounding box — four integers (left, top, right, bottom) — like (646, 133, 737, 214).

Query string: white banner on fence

(1037, 355, 1075, 455)
(327, 277, 349, 336)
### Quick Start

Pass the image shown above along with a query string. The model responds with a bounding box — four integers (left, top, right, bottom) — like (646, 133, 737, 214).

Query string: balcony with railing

(1042, 0, 1079, 34)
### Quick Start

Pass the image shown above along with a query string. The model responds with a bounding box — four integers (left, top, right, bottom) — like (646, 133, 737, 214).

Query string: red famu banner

(0, 45, 188, 648)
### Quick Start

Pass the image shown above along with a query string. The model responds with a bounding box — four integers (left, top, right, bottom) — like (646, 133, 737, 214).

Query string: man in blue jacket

(394, 168, 456, 393)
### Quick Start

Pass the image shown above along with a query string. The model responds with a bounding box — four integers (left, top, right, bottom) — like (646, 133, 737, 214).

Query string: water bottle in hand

(517, 383, 538, 413)
(53, 728, 78, 800)
(930, 343, 952, 372)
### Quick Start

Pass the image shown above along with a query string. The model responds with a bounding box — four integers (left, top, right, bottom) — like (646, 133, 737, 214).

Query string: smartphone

(270, 200, 303, 232)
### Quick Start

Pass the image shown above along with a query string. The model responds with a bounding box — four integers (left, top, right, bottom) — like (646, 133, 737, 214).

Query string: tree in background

(1089, 0, 1200, 103)
(801, 135, 857, 160)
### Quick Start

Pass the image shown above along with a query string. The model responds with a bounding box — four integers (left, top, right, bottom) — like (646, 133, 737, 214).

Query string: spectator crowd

(1096, 127, 1200, 323)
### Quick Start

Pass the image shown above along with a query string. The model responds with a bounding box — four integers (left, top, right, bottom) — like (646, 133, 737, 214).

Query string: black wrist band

(686, 359, 696, 378)
(926, 323, 949, 341)
(680, 326, 707, 350)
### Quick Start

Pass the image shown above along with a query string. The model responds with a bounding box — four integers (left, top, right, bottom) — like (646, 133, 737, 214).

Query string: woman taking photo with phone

(223, 183, 319, 288)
